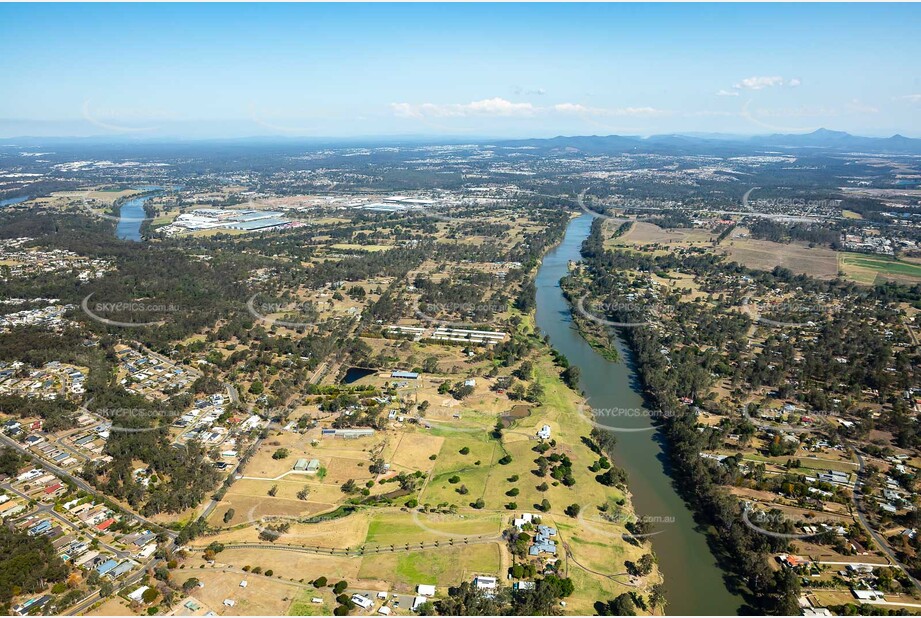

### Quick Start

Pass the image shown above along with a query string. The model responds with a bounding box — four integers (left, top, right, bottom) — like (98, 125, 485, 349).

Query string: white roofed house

(135, 543, 157, 560)
(512, 513, 534, 529)
(241, 414, 262, 430)
(473, 576, 497, 590)
(351, 594, 374, 610)
(127, 586, 150, 603)
(852, 589, 884, 601)
(537, 425, 551, 440)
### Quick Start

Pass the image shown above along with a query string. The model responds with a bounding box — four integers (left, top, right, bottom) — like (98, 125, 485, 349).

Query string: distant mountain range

(2, 128, 919, 155)
(498, 128, 921, 155)
(748, 128, 921, 152)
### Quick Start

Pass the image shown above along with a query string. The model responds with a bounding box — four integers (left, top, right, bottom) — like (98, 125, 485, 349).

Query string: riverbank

(534, 214, 742, 615)
(559, 214, 820, 615)
(115, 189, 162, 241)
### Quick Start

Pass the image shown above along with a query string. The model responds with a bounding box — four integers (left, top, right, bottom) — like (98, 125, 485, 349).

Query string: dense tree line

(430, 576, 574, 615)
(0, 448, 24, 476)
(577, 219, 814, 614)
(0, 527, 69, 611)
(746, 219, 841, 248)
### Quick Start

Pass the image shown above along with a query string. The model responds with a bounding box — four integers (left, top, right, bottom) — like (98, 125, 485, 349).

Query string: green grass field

(739, 452, 857, 473)
(288, 601, 332, 616)
(840, 252, 921, 284)
(420, 430, 504, 507)
(357, 544, 501, 586)
(201, 318, 654, 612)
(365, 511, 501, 545)
(288, 590, 332, 616)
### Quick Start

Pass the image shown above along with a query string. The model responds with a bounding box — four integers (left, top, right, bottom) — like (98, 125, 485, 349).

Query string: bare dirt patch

(720, 238, 839, 278)
(617, 221, 714, 246)
(171, 569, 298, 616)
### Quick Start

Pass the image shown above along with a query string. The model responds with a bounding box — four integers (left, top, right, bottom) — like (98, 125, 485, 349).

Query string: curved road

(852, 449, 921, 593)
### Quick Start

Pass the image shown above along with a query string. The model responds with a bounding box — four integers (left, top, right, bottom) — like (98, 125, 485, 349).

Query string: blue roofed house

(528, 541, 557, 556)
(95, 558, 120, 575)
(108, 560, 135, 579)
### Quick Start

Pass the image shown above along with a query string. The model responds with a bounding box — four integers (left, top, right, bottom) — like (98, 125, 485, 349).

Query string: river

(116, 191, 160, 241)
(534, 214, 741, 615)
(0, 195, 30, 208)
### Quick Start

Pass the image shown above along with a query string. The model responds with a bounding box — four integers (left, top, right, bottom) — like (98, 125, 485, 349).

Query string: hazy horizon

(0, 127, 918, 146)
(2, 3, 920, 140)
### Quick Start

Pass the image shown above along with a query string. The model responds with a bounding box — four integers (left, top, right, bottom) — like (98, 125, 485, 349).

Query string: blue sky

(1, 3, 919, 139)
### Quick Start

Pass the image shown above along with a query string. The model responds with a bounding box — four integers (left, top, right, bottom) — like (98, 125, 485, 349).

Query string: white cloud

(390, 98, 537, 119)
(462, 98, 537, 116)
(897, 94, 921, 104)
(390, 103, 419, 118)
(734, 76, 786, 90)
(729, 76, 801, 93)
